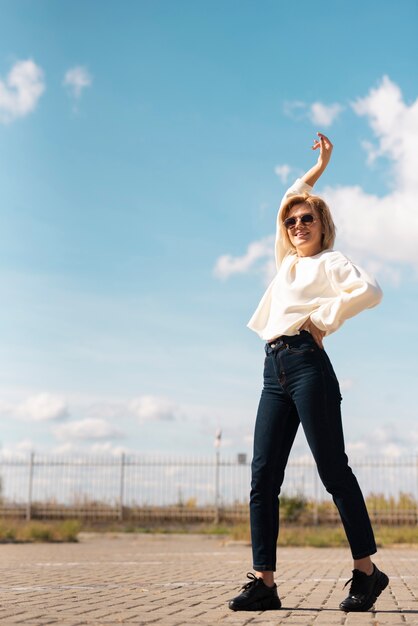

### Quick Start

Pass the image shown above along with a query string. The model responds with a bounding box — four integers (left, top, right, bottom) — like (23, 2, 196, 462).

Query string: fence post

(312, 463, 319, 525)
(26, 452, 34, 521)
(119, 452, 125, 521)
(416, 454, 418, 526)
(214, 450, 220, 524)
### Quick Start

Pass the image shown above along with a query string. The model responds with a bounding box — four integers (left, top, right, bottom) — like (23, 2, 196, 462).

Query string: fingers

(313, 132, 332, 141)
(300, 319, 325, 348)
(311, 328, 324, 349)
(308, 320, 325, 348)
(317, 132, 333, 149)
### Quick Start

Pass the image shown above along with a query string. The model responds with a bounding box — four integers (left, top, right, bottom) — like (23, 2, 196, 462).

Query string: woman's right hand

(312, 132, 333, 169)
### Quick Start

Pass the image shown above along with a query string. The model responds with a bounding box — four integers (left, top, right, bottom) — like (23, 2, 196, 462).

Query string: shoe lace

(241, 572, 259, 591)
(342, 570, 366, 596)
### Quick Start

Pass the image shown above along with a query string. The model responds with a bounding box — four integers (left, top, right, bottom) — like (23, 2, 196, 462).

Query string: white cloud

(351, 75, 417, 191)
(89, 442, 129, 456)
(85, 402, 126, 420)
(16, 393, 68, 422)
(346, 441, 367, 455)
(213, 235, 275, 282)
(274, 164, 292, 183)
(360, 140, 381, 166)
(0, 59, 45, 124)
(217, 76, 418, 281)
(321, 76, 418, 274)
(63, 66, 92, 99)
(283, 100, 343, 127)
(129, 395, 178, 422)
(52, 442, 76, 455)
(346, 422, 418, 459)
(283, 100, 306, 120)
(53, 418, 122, 441)
(340, 378, 354, 391)
(292, 420, 418, 462)
(0, 399, 13, 415)
(52, 440, 131, 456)
(0, 438, 35, 458)
(309, 102, 343, 127)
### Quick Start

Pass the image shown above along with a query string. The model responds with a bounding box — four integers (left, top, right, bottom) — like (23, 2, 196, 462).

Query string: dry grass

(1, 515, 416, 548)
(229, 523, 418, 547)
(0, 519, 81, 543)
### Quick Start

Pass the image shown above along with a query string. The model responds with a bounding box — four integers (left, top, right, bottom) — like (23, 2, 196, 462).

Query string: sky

(0, 0, 417, 462)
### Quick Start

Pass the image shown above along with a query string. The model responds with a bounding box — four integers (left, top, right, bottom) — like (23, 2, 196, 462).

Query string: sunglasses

(283, 213, 316, 230)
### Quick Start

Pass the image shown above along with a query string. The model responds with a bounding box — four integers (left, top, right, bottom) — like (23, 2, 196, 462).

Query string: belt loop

(265, 342, 272, 355)
(266, 336, 286, 352)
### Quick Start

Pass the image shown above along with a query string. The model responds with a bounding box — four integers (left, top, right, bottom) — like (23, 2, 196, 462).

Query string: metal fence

(0, 452, 417, 524)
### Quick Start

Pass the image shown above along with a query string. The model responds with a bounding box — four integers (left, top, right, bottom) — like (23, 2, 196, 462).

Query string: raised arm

(301, 132, 333, 187)
(274, 133, 333, 271)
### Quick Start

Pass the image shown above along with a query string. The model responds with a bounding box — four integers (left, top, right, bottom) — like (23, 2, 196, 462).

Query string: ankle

(255, 571, 275, 587)
(354, 559, 374, 576)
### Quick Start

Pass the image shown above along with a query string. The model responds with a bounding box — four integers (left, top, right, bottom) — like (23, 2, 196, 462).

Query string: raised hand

(301, 132, 333, 187)
(312, 132, 333, 168)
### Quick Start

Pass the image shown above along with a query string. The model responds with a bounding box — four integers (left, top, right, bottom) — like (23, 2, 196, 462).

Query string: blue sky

(0, 0, 417, 460)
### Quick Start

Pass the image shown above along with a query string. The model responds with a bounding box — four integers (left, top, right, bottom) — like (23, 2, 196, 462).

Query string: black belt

(267, 330, 312, 350)
(268, 337, 286, 349)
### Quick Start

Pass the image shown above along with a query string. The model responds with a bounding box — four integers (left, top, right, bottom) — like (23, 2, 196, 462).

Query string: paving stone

(0, 534, 417, 624)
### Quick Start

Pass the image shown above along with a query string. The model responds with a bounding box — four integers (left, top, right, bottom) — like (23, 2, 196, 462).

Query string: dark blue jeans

(250, 331, 377, 571)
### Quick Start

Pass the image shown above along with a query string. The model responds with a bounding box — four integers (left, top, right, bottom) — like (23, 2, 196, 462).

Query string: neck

(296, 245, 323, 257)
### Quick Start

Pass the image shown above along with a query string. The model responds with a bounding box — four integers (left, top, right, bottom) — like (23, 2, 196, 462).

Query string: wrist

(317, 159, 329, 171)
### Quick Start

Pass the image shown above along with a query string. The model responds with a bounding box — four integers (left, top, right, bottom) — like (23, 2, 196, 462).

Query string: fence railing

(0, 453, 417, 524)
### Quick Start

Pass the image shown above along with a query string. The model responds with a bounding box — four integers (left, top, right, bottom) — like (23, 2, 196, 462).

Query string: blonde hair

(279, 193, 336, 255)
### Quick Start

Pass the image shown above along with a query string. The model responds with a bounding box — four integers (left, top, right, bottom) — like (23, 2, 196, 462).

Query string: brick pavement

(0, 533, 417, 625)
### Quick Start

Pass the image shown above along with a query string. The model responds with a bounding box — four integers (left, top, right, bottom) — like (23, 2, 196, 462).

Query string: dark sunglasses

(283, 213, 316, 230)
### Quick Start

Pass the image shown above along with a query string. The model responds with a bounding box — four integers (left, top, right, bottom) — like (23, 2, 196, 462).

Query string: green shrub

(0, 522, 16, 541)
(21, 523, 53, 542)
(55, 520, 81, 542)
(280, 494, 309, 522)
(0, 519, 80, 542)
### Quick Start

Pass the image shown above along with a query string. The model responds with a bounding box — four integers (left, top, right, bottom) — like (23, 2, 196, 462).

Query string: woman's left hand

(300, 318, 325, 349)
(312, 132, 333, 169)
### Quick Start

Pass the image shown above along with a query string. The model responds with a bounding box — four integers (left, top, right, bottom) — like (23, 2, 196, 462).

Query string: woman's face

(285, 202, 324, 257)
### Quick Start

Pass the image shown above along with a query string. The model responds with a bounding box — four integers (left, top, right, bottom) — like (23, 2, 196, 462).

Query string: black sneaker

(228, 572, 282, 611)
(339, 563, 389, 612)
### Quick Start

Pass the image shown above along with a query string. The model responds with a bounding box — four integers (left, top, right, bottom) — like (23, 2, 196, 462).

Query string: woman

(228, 133, 389, 613)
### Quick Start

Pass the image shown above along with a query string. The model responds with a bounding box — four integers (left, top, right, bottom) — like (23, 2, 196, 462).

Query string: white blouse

(247, 179, 383, 341)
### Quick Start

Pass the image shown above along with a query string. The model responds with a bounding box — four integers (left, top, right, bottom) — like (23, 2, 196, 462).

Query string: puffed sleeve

(275, 178, 313, 269)
(310, 253, 383, 334)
